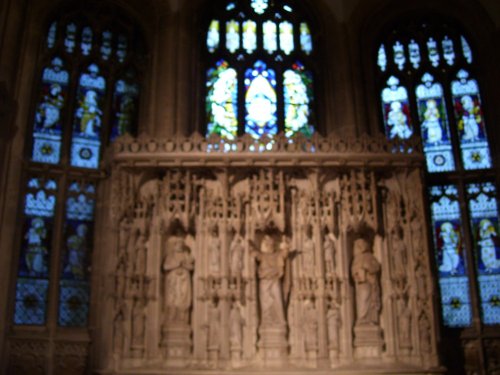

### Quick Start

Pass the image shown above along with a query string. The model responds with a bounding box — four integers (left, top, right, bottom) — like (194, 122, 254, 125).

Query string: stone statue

(208, 225, 221, 275)
(134, 232, 148, 275)
(208, 302, 221, 350)
(351, 238, 381, 325)
(113, 303, 127, 354)
(327, 304, 341, 352)
(251, 234, 292, 326)
(131, 299, 145, 349)
(324, 232, 336, 275)
(229, 301, 245, 349)
(229, 234, 244, 277)
(302, 228, 315, 276)
(303, 300, 318, 352)
(391, 225, 407, 281)
(162, 233, 194, 323)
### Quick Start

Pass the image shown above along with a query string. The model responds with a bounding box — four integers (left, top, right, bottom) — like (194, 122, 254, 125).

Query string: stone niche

(95, 133, 443, 375)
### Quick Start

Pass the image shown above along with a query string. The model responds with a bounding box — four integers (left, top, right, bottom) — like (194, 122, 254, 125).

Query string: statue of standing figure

(162, 233, 195, 324)
(229, 234, 244, 277)
(251, 234, 293, 326)
(351, 238, 381, 325)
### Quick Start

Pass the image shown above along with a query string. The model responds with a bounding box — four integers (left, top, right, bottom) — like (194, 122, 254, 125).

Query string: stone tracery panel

(98, 133, 440, 374)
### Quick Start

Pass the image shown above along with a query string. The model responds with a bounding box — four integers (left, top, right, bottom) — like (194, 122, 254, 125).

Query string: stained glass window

(430, 185, 472, 327)
(381, 76, 413, 139)
(466, 182, 500, 325)
(207, 60, 238, 139)
(70, 64, 106, 169)
(451, 70, 492, 170)
(58, 182, 96, 327)
(415, 73, 454, 172)
(16, 7, 145, 331)
(245, 61, 277, 138)
(204, 0, 315, 140)
(14, 177, 57, 325)
(31, 57, 69, 164)
(283, 62, 314, 137)
(375, 20, 498, 330)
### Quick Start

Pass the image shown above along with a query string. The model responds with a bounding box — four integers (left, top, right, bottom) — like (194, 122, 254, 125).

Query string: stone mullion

(313, 175, 328, 362)
(219, 170, 230, 361)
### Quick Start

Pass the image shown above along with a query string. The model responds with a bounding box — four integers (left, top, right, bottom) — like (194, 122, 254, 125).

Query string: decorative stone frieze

(96, 132, 441, 374)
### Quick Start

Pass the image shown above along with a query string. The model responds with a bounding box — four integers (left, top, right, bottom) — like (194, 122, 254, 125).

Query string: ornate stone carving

(101, 134, 441, 373)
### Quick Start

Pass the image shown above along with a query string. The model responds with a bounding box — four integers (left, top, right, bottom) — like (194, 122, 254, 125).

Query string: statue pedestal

(230, 345, 242, 363)
(353, 324, 383, 358)
(161, 324, 192, 365)
(258, 325, 288, 367)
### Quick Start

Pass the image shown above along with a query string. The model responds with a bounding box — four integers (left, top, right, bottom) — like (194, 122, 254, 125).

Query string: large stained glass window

(14, 6, 145, 331)
(30, 13, 144, 168)
(375, 20, 499, 329)
(14, 177, 57, 325)
(204, 0, 316, 140)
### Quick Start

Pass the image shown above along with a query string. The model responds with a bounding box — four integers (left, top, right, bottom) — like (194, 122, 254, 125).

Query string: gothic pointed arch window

(375, 19, 499, 328)
(204, 0, 316, 140)
(13, 6, 146, 328)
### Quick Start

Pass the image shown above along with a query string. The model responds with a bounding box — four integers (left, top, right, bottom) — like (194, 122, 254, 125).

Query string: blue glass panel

(451, 70, 492, 170)
(117, 35, 128, 63)
(58, 181, 96, 327)
(442, 36, 455, 66)
(300, 23, 312, 55)
(101, 30, 113, 60)
(393, 41, 405, 70)
(70, 64, 106, 169)
(429, 185, 472, 327)
(207, 20, 220, 53)
(244, 60, 277, 139)
(47, 22, 57, 49)
(377, 44, 387, 72)
(242, 20, 257, 54)
(466, 182, 500, 325)
(111, 76, 139, 141)
(226, 20, 240, 53)
(80, 26, 93, 56)
(279, 21, 294, 55)
(415, 73, 455, 173)
(206, 60, 238, 139)
(251, 0, 268, 14)
(32, 57, 69, 164)
(408, 39, 420, 69)
(283, 62, 314, 137)
(64, 23, 77, 53)
(14, 178, 57, 325)
(381, 76, 413, 140)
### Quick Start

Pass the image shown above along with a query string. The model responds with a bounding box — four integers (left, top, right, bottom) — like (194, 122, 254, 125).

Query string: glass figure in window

(32, 57, 69, 164)
(458, 95, 480, 142)
(387, 101, 411, 139)
(421, 99, 442, 144)
(77, 82, 103, 137)
(478, 218, 500, 272)
(438, 221, 461, 274)
(36, 83, 64, 131)
(245, 61, 277, 138)
(25, 217, 49, 275)
(207, 60, 238, 139)
(64, 223, 88, 279)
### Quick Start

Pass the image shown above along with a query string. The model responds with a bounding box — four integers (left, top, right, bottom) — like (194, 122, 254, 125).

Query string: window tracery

(375, 19, 499, 327)
(14, 7, 145, 328)
(204, 0, 316, 140)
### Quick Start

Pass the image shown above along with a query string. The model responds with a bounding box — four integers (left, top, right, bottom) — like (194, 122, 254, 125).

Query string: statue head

(353, 238, 370, 255)
(260, 235, 275, 253)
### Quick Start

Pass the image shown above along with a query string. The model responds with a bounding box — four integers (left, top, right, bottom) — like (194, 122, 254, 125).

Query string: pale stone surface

(92, 133, 442, 374)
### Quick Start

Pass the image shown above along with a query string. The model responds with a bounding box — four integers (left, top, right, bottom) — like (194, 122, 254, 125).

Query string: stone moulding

(109, 132, 423, 168)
